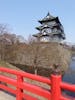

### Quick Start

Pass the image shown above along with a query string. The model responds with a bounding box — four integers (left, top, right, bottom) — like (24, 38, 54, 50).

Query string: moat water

(63, 58, 75, 97)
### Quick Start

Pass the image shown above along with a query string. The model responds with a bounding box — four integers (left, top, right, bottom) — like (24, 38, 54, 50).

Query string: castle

(33, 12, 65, 43)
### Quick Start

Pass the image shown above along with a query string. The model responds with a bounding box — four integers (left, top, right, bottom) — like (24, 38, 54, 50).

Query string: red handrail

(0, 67, 75, 100)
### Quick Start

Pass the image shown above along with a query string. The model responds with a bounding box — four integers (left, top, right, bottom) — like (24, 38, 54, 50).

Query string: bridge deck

(0, 91, 15, 100)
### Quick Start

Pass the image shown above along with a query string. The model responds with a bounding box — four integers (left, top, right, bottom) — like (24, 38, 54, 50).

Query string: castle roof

(36, 23, 61, 30)
(33, 31, 65, 39)
(39, 12, 57, 24)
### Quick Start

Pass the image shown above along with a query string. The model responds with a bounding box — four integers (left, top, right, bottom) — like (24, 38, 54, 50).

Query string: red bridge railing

(0, 67, 75, 100)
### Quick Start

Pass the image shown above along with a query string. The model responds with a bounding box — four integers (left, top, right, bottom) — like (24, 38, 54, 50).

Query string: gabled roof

(36, 25, 50, 30)
(33, 32, 50, 37)
(38, 12, 56, 24)
(36, 23, 61, 31)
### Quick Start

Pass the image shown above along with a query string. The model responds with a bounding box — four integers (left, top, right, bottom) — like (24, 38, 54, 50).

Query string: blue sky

(0, 0, 75, 43)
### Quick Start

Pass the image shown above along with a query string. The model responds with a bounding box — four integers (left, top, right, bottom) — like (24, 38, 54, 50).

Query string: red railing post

(51, 74, 61, 100)
(16, 75, 23, 100)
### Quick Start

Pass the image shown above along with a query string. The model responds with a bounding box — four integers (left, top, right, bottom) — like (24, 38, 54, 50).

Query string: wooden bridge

(0, 67, 75, 100)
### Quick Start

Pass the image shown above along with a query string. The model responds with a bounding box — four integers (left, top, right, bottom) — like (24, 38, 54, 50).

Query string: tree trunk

(34, 68, 38, 75)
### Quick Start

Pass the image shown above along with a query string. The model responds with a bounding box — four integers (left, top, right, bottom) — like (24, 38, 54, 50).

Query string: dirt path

(0, 91, 16, 100)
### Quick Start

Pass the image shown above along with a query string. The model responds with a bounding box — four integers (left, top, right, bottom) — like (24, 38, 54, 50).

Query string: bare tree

(0, 24, 26, 61)
(33, 43, 40, 74)
(27, 34, 36, 44)
(0, 24, 10, 60)
(0, 24, 8, 34)
(17, 35, 26, 43)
